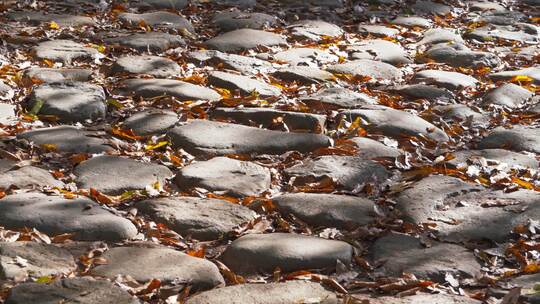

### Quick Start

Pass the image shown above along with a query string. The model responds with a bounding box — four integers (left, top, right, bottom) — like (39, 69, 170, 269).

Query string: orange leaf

(111, 127, 143, 141)
(187, 246, 205, 258)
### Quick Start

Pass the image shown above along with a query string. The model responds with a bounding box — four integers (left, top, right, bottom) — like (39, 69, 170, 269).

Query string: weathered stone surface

(413, 70, 478, 90)
(413, 0, 452, 15)
(210, 107, 326, 133)
(469, 1, 506, 12)
(104, 32, 185, 52)
(497, 272, 540, 304)
(27, 82, 106, 123)
(7, 11, 95, 27)
(390, 84, 455, 101)
(212, 11, 277, 31)
(0, 164, 64, 190)
(188, 50, 272, 74)
(447, 149, 539, 169)
(18, 126, 112, 153)
(353, 293, 482, 304)
(118, 12, 194, 32)
(167, 120, 331, 156)
(33, 40, 99, 64)
(135, 196, 256, 240)
(272, 47, 338, 66)
(186, 281, 339, 304)
(390, 16, 432, 28)
(482, 83, 533, 108)
(221, 233, 353, 274)
(122, 108, 179, 136)
(432, 104, 486, 124)
(108, 55, 180, 77)
(273, 193, 378, 228)
(349, 40, 411, 65)
(208, 71, 281, 96)
(284, 155, 390, 191)
(174, 156, 271, 196)
(370, 232, 481, 281)
(74, 155, 172, 195)
(424, 43, 501, 68)
(357, 24, 400, 37)
(133, 0, 188, 10)
(341, 105, 449, 142)
(301, 87, 377, 109)
(0, 193, 137, 241)
(327, 59, 402, 81)
(116, 79, 221, 101)
(289, 20, 343, 40)
(6, 277, 139, 304)
(350, 137, 402, 159)
(0, 103, 15, 124)
(466, 24, 539, 43)
(205, 29, 286, 52)
(273, 66, 335, 84)
(417, 28, 465, 45)
(489, 67, 540, 84)
(477, 126, 540, 153)
(91, 246, 224, 288)
(0, 242, 76, 281)
(23, 68, 92, 83)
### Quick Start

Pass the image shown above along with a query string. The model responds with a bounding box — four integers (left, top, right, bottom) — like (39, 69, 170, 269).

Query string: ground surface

(0, 0, 539, 303)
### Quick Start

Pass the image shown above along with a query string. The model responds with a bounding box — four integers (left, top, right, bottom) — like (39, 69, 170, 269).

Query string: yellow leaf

(40, 143, 57, 152)
(97, 45, 106, 53)
(145, 141, 169, 150)
(49, 21, 60, 30)
(511, 75, 534, 83)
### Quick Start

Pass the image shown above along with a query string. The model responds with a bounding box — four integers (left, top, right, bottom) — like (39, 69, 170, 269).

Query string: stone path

(0, 0, 538, 303)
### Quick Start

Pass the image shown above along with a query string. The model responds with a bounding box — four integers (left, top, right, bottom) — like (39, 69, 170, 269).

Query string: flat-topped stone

(91, 246, 224, 289)
(133, 0, 188, 10)
(301, 87, 377, 109)
(118, 12, 194, 32)
(0, 242, 76, 281)
(116, 78, 221, 101)
(18, 126, 112, 153)
(5, 277, 139, 304)
(122, 108, 179, 136)
(135, 196, 256, 240)
(188, 50, 272, 74)
(7, 11, 96, 27)
(23, 67, 92, 83)
(273, 47, 338, 66)
(477, 126, 540, 153)
(284, 155, 390, 192)
(358, 24, 400, 37)
(221, 233, 353, 274)
(417, 28, 465, 45)
(289, 20, 344, 40)
(327, 59, 402, 81)
(348, 40, 411, 65)
(0, 103, 15, 125)
(273, 193, 378, 228)
(353, 293, 482, 304)
(390, 84, 455, 101)
(370, 232, 481, 281)
(33, 40, 99, 64)
(186, 281, 339, 304)
(482, 83, 533, 108)
(167, 120, 331, 156)
(212, 11, 277, 31)
(273, 66, 335, 84)
(0, 164, 64, 190)
(27, 82, 106, 123)
(104, 32, 185, 52)
(413, 70, 478, 90)
(208, 71, 281, 97)
(447, 149, 539, 169)
(0, 193, 137, 241)
(424, 43, 501, 68)
(210, 107, 326, 133)
(175, 156, 271, 196)
(390, 16, 432, 28)
(489, 66, 540, 84)
(205, 29, 287, 52)
(341, 105, 449, 142)
(350, 137, 402, 159)
(108, 55, 180, 77)
(74, 155, 173, 195)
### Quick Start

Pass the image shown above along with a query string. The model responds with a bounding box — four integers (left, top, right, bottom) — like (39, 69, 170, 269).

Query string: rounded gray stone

(284, 155, 390, 192)
(483, 83, 534, 108)
(412, 0, 452, 15)
(273, 47, 338, 66)
(477, 126, 540, 153)
(108, 55, 180, 77)
(413, 70, 478, 90)
(104, 32, 185, 52)
(27, 82, 106, 123)
(135, 196, 256, 240)
(23, 68, 92, 83)
(353, 293, 482, 304)
(0, 165, 64, 191)
(349, 39, 411, 65)
(212, 11, 277, 31)
(341, 105, 449, 142)
(174, 156, 271, 197)
(370, 232, 481, 282)
(33, 40, 99, 64)
(390, 84, 455, 102)
(289, 20, 344, 40)
(221, 233, 353, 274)
(133, 0, 188, 10)
(273, 66, 335, 84)
(18, 126, 112, 153)
(186, 281, 339, 304)
(208, 71, 281, 97)
(6, 277, 140, 304)
(7, 11, 96, 27)
(118, 12, 194, 32)
(489, 67, 540, 85)
(167, 119, 331, 156)
(327, 59, 402, 81)
(350, 137, 402, 159)
(0, 193, 138, 241)
(301, 87, 377, 109)
(205, 29, 287, 52)
(447, 149, 539, 169)
(357, 25, 400, 37)
(0, 242, 76, 281)
(74, 155, 173, 195)
(122, 108, 179, 136)
(116, 78, 221, 101)
(188, 50, 272, 74)
(390, 16, 432, 28)
(424, 43, 501, 68)
(0, 103, 16, 125)
(417, 28, 465, 45)
(273, 193, 378, 228)
(91, 246, 224, 289)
